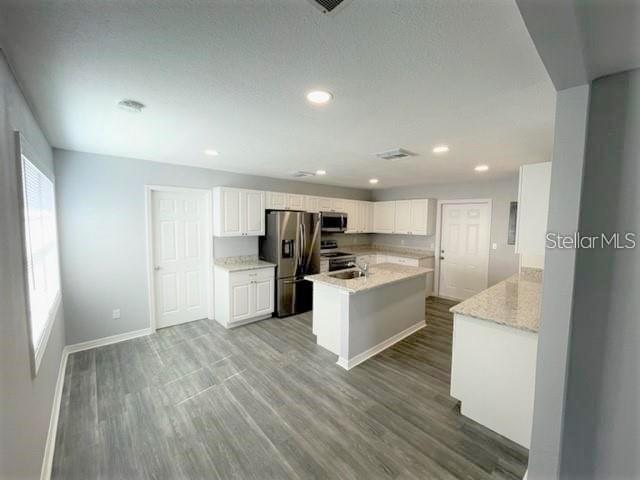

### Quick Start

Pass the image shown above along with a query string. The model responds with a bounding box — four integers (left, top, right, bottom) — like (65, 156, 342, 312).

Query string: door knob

(154, 266, 161, 271)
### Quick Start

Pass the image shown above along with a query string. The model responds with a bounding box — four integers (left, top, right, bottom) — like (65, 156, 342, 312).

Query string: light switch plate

(492, 243, 498, 250)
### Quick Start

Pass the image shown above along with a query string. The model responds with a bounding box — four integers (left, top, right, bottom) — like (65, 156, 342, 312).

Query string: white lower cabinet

(215, 266, 275, 328)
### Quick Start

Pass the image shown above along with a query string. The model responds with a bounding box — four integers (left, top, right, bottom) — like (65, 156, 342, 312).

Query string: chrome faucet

(349, 260, 370, 277)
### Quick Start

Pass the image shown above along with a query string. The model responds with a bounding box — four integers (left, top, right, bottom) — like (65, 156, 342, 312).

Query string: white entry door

(439, 202, 490, 300)
(152, 190, 209, 328)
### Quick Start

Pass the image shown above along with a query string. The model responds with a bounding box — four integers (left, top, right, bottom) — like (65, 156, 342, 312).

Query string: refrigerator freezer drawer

(276, 277, 313, 317)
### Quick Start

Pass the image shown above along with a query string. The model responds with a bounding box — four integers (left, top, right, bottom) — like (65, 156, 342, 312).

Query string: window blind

(21, 155, 61, 354)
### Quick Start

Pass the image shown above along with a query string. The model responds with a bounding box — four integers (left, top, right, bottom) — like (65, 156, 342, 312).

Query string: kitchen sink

(329, 270, 366, 280)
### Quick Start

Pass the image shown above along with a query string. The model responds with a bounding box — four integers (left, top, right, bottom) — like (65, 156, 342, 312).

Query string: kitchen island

(449, 268, 542, 448)
(305, 263, 432, 370)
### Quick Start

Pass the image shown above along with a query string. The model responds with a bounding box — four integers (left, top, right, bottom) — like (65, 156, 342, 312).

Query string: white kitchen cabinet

(266, 192, 306, 211)
(266, 191, 287, 210)
(317, 197, 334, 212)
(306, 196, 320, 213)
(331, 198, 346, 212)
(356, 201, 373, 233)
(213, 187, 265, 237)
(515, 162, 552, 269)
(345, 200, 359, 233)
(373, 201, 396, 233)
(391, 199, 436, 235)
(287, 193, 306, 211)
(394, 200, 412, 234)
(214, 266, 275, 328)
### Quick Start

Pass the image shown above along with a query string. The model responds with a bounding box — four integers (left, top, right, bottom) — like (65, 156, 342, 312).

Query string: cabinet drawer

(230, 267, 274, 284)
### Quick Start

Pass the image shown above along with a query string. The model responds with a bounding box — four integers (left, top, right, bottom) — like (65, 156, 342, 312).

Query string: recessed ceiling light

(369, 178, 379, 185)
(432, 145, 450, 154)
(118, 99, 145, 113)
(316, 169, 327, 175)
(474, 165, 489, 172)
(306, 90, 333, 105)
(204, 149, 220, 156)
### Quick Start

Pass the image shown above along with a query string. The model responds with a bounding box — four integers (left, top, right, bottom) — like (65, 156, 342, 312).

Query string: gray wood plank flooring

(52, 297, 528, 479)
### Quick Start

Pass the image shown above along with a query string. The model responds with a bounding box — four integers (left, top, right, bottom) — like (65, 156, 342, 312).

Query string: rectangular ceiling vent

(376, 148, 418, 161)
(308, 0, 349, 14)
(292, 170, 316, 178)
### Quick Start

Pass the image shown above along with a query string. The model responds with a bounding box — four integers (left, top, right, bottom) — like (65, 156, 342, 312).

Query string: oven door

(321, 212, 347, 232)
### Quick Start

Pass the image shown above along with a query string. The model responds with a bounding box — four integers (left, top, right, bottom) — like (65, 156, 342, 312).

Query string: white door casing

(438, 201, 491, 300)
(150, 189, 211, 329)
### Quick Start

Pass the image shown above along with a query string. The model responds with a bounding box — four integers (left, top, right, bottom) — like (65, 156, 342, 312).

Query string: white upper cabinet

(266, 192, 306, 211)
(317, 197, 334, 212)
(406, 199, 436, 235)
(286, 193, 306, 211)
(516, 162, 552, 268)
(213, 187, 265, 237)
(244, 190, 265, 235)
(331, 198, 346, 212)
(357, 201, 370, 233)
(394, 200, 412, 234)
(266, 191, 287, 210)
(373, 201, 396, 233)
(373, 198, 436, 235)
(345, 200, 360, 233)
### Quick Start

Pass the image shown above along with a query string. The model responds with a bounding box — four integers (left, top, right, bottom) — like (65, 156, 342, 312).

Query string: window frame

(15, 132, 62, 377)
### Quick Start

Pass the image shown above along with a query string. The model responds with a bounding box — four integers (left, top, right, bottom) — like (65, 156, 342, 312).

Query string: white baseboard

(65, 327, 153, 354)
(337, 320, 426, 370)
(40, 346, 68, 480)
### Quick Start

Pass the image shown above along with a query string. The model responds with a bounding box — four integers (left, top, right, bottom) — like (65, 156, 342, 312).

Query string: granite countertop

(341, 244, 435, 260)
(214, 255, 276, 272)
(449, 268, 543, 333)
(305, 263, 433, 294)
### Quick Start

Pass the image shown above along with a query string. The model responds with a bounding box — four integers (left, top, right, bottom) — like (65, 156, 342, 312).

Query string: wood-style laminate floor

(52, 297, 528, 479)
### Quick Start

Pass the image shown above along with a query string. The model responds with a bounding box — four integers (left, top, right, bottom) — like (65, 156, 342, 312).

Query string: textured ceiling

(1, 0, 555, 189)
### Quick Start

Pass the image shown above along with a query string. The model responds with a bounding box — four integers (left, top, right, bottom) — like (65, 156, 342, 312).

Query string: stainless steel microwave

(320, 211, 348, 233)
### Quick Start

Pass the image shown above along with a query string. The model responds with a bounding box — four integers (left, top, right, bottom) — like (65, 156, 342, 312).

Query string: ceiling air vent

(308, 0, 350, 14)
(376, 148, 418, 161)
(292, 170, 316, 178)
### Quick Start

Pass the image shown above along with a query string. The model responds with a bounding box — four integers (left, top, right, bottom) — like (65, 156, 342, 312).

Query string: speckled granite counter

(343, 244, 435, 260)
(449, 268, 543, 333)
(214, 255, 276, 272)
(306, 263, 433, 294)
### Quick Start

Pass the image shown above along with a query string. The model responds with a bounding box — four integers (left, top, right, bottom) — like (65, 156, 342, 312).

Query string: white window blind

(21, 154, 61, 372)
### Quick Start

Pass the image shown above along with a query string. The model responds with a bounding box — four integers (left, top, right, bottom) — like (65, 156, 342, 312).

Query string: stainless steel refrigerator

(259, 210, 320, 317)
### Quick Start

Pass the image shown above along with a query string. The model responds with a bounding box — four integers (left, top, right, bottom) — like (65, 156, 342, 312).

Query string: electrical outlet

(112, 309, 121, 319)
(400, 239, 405, 246)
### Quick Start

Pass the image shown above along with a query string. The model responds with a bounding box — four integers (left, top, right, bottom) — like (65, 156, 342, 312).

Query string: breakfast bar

(305, 263, 432, 370)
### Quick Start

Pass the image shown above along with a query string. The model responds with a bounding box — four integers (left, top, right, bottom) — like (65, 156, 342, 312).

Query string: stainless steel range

(320, 240, 355, 272)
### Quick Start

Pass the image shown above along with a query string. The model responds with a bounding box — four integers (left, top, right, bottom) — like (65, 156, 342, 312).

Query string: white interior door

(152, 190, 209, 328)
(439, 202, 490, 300)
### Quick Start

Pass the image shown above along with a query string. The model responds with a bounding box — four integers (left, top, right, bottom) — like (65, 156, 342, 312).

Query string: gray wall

(371, 176, 520, 286)
(0, 51, 66, 480)
(528, 84, 590, 480)
(559, 68, 640, 479)
(54, 149, 370, 345)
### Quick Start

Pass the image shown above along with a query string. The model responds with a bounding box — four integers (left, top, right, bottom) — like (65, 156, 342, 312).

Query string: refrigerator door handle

(300, 223, 306, 272)
(298, 223, 304, 268)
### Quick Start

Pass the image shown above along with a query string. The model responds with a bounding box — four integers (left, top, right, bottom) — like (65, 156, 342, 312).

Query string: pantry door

(438, 202, 490, 300)
(151, 188, 211, 329)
